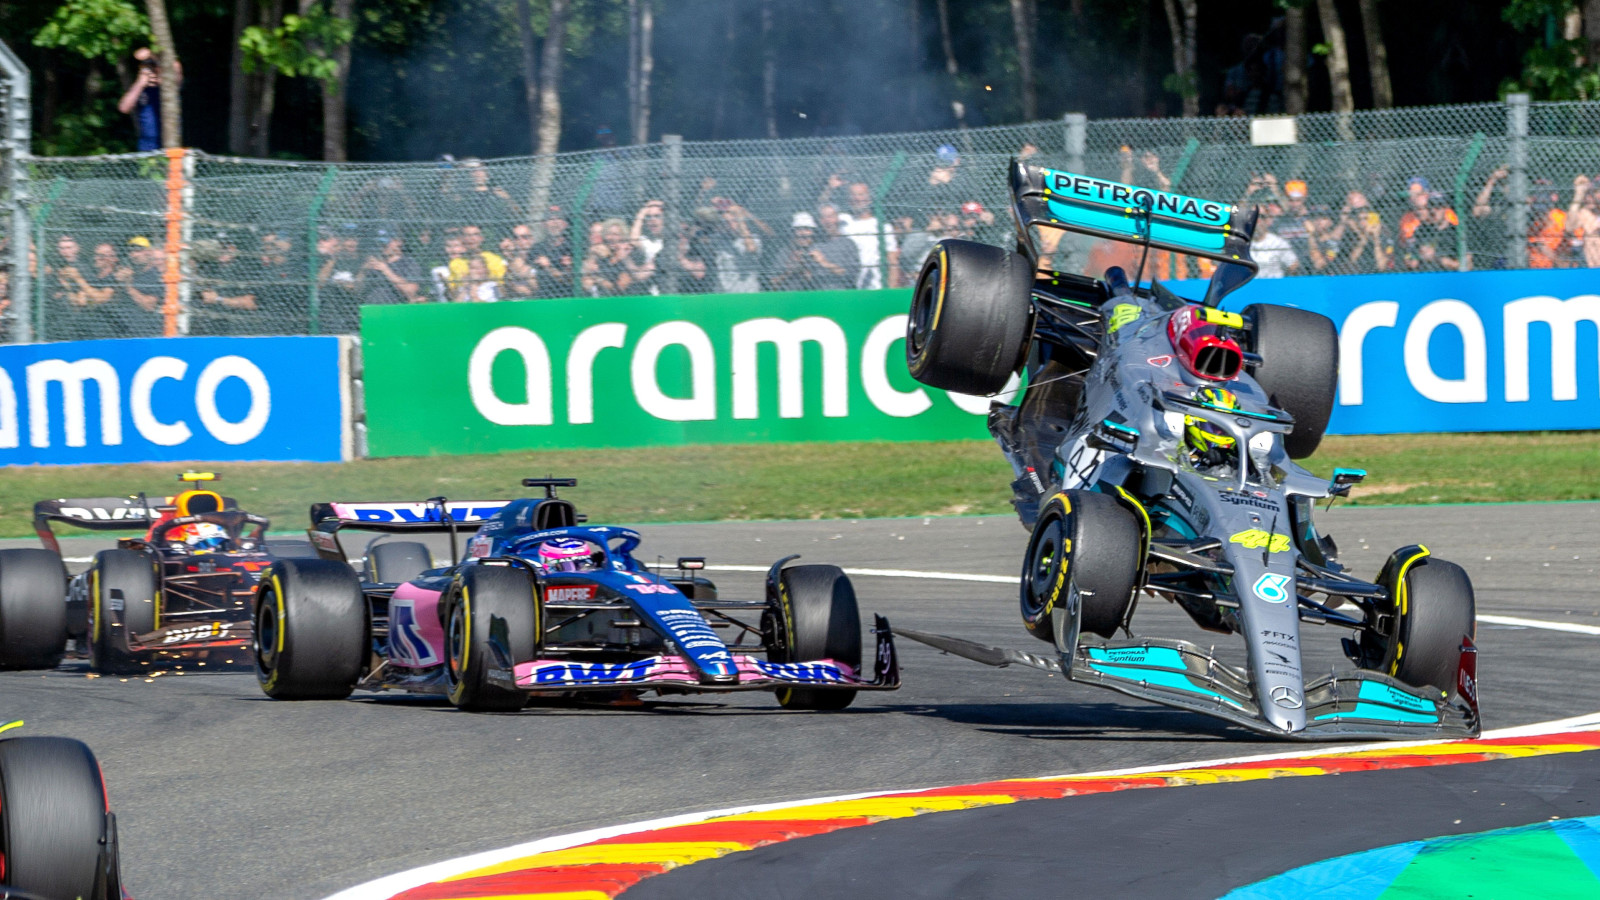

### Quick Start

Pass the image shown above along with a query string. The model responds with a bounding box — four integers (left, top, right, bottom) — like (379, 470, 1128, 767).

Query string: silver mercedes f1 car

(896, 160, 1479, 741)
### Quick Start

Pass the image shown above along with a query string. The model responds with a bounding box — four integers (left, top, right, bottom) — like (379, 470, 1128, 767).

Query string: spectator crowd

(18, 133, 1600, 340)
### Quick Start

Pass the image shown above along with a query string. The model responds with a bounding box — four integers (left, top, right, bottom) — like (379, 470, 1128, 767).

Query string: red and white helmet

(538, 538, 592, 573)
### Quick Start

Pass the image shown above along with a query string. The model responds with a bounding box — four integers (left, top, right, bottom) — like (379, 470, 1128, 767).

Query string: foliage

(31, 0, 150, 63)
(240, 1, 356, 86)
(1502, 0, 1600, 100)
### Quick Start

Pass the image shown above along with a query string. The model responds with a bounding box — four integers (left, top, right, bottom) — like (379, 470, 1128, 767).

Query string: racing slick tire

(254, 558, 367, 700)
(444, 565, 540, 712)
(1243, 304, 1339, 459)
(366, 541, 434, 585)
(0, 735, 120, 900)
(1364, 551, 1476, 695)
(1020, 492, 1141, 643)
(768, 564, 862, 711)
(906, 238, 1034, 396)
(88, 549, 158, 676)
(0, 549, 68, 670)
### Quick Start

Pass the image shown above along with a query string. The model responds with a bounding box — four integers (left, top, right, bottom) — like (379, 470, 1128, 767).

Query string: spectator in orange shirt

(1565, 175, 1600, 268)
(1528, 204, 1568, 269)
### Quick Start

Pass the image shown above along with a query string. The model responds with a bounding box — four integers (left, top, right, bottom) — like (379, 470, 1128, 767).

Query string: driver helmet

(185, 522, 229, 553)
(538, 538, 593, 573)
(1184, 387, 1239, 466)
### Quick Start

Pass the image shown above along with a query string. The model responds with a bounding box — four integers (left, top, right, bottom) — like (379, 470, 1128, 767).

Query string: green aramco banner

(361, 290, 1010, 457)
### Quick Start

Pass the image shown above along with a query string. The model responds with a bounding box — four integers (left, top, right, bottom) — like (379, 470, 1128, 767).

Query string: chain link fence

(11, 95, 1600, 341)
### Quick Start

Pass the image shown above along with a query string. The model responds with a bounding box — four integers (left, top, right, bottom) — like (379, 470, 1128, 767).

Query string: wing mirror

(1329, 467, 1367, 496)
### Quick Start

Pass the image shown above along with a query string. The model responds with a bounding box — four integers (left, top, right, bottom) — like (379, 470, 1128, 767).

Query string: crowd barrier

(3, 266, 1593, 467)
(0, 335, 355, 466)
(362, 268, 1600, 458)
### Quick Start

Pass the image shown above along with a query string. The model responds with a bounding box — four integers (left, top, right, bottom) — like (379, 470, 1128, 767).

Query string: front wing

(893, 628, 1477, 741)
(487, 615, 901, 693)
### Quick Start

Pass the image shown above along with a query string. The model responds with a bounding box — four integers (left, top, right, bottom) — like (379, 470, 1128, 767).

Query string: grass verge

(1, 431, 1595, 538)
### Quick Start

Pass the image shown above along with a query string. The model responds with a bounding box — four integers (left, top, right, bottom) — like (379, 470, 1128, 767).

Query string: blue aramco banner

(0, 336, 350, 465)
(1215, 268, 1600, 435)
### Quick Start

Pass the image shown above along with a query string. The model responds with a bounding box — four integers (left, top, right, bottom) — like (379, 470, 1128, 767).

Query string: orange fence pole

(162, 148, 186, 338)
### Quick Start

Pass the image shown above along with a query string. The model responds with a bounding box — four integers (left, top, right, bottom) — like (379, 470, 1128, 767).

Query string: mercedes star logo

(1271, 686, 1303, 709)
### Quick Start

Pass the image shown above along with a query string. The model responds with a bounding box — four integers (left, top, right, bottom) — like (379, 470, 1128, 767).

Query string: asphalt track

(2, 500, 1598, 899)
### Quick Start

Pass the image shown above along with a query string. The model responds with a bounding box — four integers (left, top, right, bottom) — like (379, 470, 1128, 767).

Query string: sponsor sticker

(1253, 572, 1292, 603)
(544, 584, 597, 604)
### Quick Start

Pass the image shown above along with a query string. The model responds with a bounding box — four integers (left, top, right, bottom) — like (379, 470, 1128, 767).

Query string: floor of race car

(2, 500, 1598, 900)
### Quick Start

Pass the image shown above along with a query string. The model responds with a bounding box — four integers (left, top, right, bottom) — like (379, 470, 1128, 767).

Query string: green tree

(1504, 0, 1600, 99)
(240, 0, 357, 159)
(31, 0, 152, 154)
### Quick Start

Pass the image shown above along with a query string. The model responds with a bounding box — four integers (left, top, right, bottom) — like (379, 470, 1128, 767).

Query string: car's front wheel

(906, 238, 1034, 396)
(444, 565, 539, 712)
(0, 735, 121, 900)
(0, 548, 68, 670)
(767, 564, 862, 711)
(1020, 491, 1142, 645)
(1359, 548, 1476, 695)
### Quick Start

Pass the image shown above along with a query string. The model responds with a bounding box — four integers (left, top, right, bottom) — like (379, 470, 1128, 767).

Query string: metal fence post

(1064, 112, 1087, 173)
(0, 40, 32, 343)
(31, 179, 63, 341)
(663, 134, 681, 295)
(1451, 133, 1486, 271)
(306, 166, 339, 334)
(1506, 93, 1529, 269)
(570, 159, 605, 297)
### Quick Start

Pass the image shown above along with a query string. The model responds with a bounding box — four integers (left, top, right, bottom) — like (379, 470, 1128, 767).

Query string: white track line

(324, 711, 1600, 900)
(708, 565, 1600, 637)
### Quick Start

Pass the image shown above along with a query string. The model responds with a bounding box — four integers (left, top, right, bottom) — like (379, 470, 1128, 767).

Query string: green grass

(2, 432, 1596, 539)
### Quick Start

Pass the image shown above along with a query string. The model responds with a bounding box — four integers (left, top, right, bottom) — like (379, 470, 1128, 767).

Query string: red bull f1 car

(895, 161, 1478, 741)
(253, 478, 899, 711)
(0, 473, 314, 675)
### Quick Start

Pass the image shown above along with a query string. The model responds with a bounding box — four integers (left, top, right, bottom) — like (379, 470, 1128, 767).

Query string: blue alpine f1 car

(252, 478, 898, 712)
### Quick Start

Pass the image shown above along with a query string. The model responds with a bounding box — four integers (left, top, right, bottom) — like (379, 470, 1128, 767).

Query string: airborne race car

(252, 478, 898, 711)
(0, 473, 311, 675)
(896, 160, 1479, 741)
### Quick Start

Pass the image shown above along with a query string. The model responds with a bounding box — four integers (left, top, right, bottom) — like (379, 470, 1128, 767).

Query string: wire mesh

(17, 98, 1600, 340)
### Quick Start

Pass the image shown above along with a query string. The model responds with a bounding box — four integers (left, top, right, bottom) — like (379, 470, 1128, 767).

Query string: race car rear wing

(1009, 160, 1259, 279)
(306, 499, 515, 563)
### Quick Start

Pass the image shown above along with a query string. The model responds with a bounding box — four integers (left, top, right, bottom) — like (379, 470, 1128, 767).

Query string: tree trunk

(1161, 0, 1199, 117)
(636, 0, 652, 143)
(1587, 0, 1600, 69)
(1356, 0, 1392, 108)
(1284, 4, 1306, 114)
(1133, 0, 1150, 114)
(319, 0, 354, 161)
(935, 0, 966, 127)
(144, 0, 181, 148)
(518, 0, 539, 154)
(228, 0, 253, 154)
(1009, 0, 1036, 120)
(627, 0, 639, 143)
(762, 0, 777, 138)
(250, 0, 283, 157)
(531, 0, 569, 215)
(1315, 0, 1353, 113)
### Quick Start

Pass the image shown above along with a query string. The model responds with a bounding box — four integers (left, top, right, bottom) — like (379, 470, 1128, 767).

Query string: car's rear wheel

(89, 549, 158, 676)
(1020, 491, 1142, 644)
(1361, 550, 1476, 695)
(1244, 303, 1339, 459)
(0, 735, 118, 900)
(0, 548, 68, 670)
(768, 564, 862, 711)
(445, 565, 540, 712)
(255, 558, 367, 700)
(366, 541, 434, 585)
(906, 238, 1034, 396)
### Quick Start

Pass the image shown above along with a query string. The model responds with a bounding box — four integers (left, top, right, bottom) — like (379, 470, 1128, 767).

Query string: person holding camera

(118, 48, 180, 151)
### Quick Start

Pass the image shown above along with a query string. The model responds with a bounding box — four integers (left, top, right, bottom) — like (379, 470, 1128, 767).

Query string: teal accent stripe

(1220, 840, 1420, 900)
(1045, 197, 1228, 252)
(1085, 646, 1247, 711)
(1556, 817, 1600, 881)
(1313, 702, 1438, 725)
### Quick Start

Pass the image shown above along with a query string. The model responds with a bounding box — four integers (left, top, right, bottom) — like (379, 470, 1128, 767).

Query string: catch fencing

(10, 94, 1600, 341)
